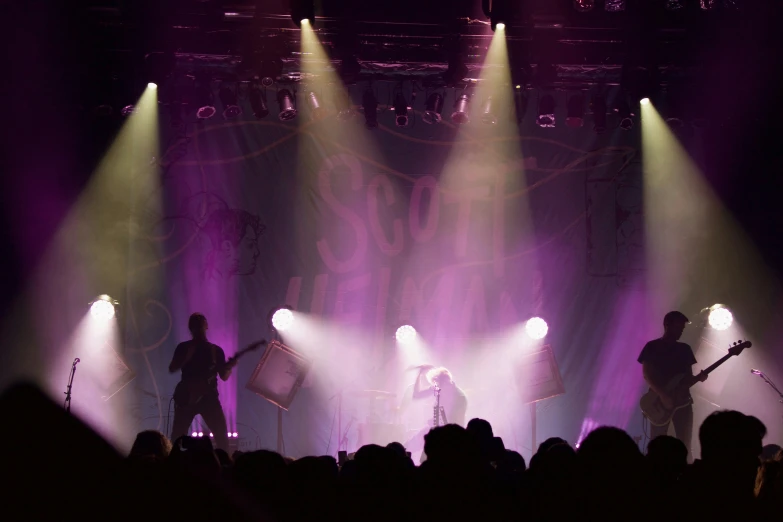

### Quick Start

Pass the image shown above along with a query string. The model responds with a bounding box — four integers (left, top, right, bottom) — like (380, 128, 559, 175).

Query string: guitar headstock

(728, 340, 751, 356)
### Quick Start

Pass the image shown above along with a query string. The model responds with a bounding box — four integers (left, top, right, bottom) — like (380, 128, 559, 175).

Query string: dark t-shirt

(637, 338, 697, 387)
(174, 340, 226, 394)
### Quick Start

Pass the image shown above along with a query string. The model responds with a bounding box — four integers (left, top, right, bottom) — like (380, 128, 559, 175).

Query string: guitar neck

(687, 353, 733, 388)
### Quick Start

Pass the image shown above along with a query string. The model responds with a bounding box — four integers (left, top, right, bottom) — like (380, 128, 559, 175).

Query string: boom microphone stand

(751, 368, 783, 404)
(64, 358, 80, 413)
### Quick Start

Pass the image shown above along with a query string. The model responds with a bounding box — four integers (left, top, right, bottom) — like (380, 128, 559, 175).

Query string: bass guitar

(173, 340, 265, 409)
(640, 340, 751, 426)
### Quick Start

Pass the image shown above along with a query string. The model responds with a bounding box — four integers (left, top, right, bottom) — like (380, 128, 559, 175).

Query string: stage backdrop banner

(122, 100, 671, 458)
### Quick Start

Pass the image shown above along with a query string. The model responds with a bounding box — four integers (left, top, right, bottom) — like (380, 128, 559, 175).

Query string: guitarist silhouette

(169, 313, 263, 451)
(638, 311, 708, 458)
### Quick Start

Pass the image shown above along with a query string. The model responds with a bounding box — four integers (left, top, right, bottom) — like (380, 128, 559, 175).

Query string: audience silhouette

(2, 382, 779, 521)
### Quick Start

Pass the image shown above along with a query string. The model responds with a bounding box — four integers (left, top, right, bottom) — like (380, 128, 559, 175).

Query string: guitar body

(173, 340, 266, 410)
(173, 379, 214, 409)
(640, 374, 693, 426)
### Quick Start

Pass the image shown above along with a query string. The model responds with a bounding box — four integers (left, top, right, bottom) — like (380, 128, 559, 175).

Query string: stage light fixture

(525, 317, 549, 340)
(259, 58, 284, 87)
(271, 307, 295, 332)
(198, 432, 204, 438)
(496, 23, 506, 31)
(249, 87, 269, 119)
(484, 0, 510, 32)
(573, 0, 595, 11)
(640, 97, 650, 105)
(590, 95, 607, 134)
(605, 0, 626, 10)
(290, 0, 315, 27)
(423, 93, 445, 124)
(306, 91, 325, 120)
(148, 82, 157, 90)
(362, 87, 378, 129)
(191, 431, 198, 437)
(451, 93, 471, 124)
(536, 94, 556, 128)
(277, 89, 297, 121)
(209, 433, 214, 438)
(219, 86, 242, 119)
(333, 89, 354, 121)
(233, 432, 238, 438)
(615, 98, 634, 131)
(395, 325, 417, 344)
(194, 76, 216, 119)
(394, 93, 409, 127)
(565, 94, 585, 128)
(513, 90, 528, 124)
(708, 305, 733, 331)
(90, 295, 117, 321)
(481, 96, 496, 125)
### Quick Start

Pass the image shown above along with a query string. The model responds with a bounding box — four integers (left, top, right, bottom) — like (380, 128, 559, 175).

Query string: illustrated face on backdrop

(203, 208, 265, 279)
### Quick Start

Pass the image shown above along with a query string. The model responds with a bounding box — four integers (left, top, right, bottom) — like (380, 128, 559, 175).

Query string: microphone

(750, 368, 762, 375)
(73, 358, 81, 365)
(407, 364, 434, 371)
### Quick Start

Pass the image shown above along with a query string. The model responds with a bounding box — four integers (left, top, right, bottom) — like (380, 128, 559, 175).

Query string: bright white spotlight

(272, 308, 294, 332)
(148, 82, 157, 89)
(191, 431, 198, 437)
(233, 432, 238, 438)
(525, 317, 549, 340)
(198, 431, 203, 438)
(301, 18, 309, 25)
(708, 306, 733, 331)
(90, 295, 116, 321)
(395, 325, 417, 344)
(496, 23, 506, 30)
(640, 97, 650, 105)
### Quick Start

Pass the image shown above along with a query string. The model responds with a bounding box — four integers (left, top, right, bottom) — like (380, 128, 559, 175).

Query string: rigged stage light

(277, 89, 297, 121)
(565, 94, 585, 128)
(291, 0, 315, 27)
(483, 0, 510, 32)
(573, 0, 595, 11)
(525, 317, 549, 340)
(605, 0, 626, 10)
(481, 96, 496, 125)
(271, 307, 295, 332)
(249, 87, 269, 119)
(333, 89, 354, 121)
(708, 305, 733, 331)
(194, 76, 216, 119)
(513, 89, 528, 124)
(219, 86, 242, 119)
(394, 93, 409, 127)
(615, 98, 634, 130)
(536, 94, 556, 128)
(259, 58, 284, 87)
(590, 95, 607, 134)
(423, 93, 445, 124)
(395, 325, 417, 344)
(306, 91, 325, 120)
(90, 295, 118, 321)
(451, 93, 470, 125)
(362, 87, 378, 129)
(148, 83, 157, 90)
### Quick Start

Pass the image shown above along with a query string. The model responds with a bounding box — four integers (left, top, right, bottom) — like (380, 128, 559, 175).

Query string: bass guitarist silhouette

(169, 313, 264, 451)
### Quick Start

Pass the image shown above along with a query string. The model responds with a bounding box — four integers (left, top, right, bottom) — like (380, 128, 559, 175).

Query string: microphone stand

(752, 369, 783, 403)
(64, 358, 80, 413)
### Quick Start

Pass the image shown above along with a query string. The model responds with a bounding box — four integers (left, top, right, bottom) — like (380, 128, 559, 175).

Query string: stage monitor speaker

(245, 340, 311, 410)
(517, 344, 565, 404)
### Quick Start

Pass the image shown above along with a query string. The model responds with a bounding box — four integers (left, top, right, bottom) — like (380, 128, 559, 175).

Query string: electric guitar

(173, 340, 265, 408)
(640, 340, 751, 426)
